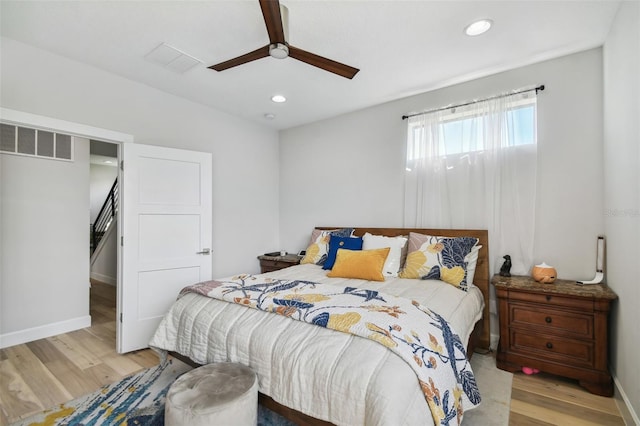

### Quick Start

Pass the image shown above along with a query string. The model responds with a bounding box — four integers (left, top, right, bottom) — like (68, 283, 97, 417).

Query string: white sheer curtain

(403, 91, 538, 275)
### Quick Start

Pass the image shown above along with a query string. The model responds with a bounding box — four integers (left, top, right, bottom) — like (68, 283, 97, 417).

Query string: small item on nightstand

(532, 262, 557, 283)
(280, 250, 286, 256)
(499, 255, 512, 277)
(577, 236, 605, 285)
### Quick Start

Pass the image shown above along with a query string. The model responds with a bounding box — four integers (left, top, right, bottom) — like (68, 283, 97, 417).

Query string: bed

(150, 227, 490, 425)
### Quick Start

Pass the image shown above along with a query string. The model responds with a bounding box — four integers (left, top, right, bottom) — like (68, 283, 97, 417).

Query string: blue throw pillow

(323, 236, 363, 270)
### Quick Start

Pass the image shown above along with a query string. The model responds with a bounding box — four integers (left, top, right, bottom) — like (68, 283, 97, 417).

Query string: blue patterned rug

(12, 358, 295, 426)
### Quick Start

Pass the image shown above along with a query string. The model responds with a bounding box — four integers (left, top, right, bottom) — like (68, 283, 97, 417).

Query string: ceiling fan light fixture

(269, 43, 289, 59)
(465, 19, 493, 36)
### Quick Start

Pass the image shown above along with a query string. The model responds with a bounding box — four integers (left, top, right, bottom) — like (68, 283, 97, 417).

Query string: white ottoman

(165, 362, 258, 426)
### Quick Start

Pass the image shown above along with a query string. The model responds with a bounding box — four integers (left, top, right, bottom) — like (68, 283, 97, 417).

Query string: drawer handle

(546, 342, 553, 349)
(545, 316, 552, 323)
(546, 295, 552, 301)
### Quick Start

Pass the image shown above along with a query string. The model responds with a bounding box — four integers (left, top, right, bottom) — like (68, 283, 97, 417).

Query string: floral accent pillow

(398, 232, 479, 291)
(300, 228, 354, 266)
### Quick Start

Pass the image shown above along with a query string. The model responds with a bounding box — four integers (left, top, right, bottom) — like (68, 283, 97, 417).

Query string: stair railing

(92, 178, 118, 253)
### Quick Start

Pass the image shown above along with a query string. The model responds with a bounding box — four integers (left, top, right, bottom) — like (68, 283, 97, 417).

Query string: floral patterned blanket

(180, 274, 481, 425)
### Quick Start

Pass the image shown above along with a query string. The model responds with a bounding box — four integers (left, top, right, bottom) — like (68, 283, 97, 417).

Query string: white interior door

(117, 143, 212, 353)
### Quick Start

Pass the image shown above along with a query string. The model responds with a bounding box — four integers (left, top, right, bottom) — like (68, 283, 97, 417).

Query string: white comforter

(150, 264, 484, 425)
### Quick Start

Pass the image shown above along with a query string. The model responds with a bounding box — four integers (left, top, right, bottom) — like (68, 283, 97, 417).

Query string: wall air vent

(0, 123, 74, 161)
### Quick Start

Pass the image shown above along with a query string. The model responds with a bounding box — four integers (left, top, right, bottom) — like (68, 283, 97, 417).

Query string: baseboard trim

(613, 374, 640, 425)
(0, 315, 92, 349)
(90, 272, 116, 286)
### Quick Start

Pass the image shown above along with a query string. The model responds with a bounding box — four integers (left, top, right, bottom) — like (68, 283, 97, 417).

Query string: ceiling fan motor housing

(269, 43, 289, 59)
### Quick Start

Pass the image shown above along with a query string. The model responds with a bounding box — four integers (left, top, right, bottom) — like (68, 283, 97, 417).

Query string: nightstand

(257, 254, 302, 273)
(492, 274, 618, 396)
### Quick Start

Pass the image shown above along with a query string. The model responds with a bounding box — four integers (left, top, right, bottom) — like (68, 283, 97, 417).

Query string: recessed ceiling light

(264, 113, 276, 120)
(271, 95, 287, 103)
(103, 160, 114, 164)
(465, 19, 493, 36)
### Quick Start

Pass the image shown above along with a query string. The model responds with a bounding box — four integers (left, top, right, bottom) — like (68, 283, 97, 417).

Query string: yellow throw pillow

(327, 248, 390, 282)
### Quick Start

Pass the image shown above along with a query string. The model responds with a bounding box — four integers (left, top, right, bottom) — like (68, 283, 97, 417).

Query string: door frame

(0, 107, 133, 345)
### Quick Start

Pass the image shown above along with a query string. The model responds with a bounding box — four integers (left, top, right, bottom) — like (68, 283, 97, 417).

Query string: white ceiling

(0, 1, 621, 130)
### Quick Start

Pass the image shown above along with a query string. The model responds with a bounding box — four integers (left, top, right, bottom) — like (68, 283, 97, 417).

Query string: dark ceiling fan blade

(259, 0, 285, 44)
(288, 45, 359, 79)
(208, 45, 271, 71)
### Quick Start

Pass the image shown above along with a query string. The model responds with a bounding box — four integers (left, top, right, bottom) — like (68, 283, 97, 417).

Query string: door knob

(196, 248, 211, 255)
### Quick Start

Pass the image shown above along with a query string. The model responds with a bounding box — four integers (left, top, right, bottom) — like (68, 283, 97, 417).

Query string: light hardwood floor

(509, 371, 625, 425)
(0, 281, 626, 425)
(0, 281, 159, 426)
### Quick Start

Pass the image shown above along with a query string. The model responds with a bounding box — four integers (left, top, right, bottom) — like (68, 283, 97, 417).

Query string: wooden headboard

(317, 227, 490, 351)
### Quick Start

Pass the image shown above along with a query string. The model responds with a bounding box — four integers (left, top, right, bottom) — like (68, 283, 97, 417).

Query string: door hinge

(120, 160, 124, 171)
(120, 313, 123, 323)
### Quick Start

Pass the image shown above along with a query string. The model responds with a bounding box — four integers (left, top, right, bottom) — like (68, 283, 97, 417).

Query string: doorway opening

(89, 140, 120, 345)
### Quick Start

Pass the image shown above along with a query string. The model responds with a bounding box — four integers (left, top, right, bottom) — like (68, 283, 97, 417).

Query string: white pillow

(362, 233, 408, 278)
(465, 245, 482, 286)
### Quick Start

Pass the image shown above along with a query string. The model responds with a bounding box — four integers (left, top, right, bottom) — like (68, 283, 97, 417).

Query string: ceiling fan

(208, 0, 359, 79)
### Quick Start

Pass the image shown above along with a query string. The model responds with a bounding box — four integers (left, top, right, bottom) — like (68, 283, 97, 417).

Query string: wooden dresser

(257, 254, 302, 273)
(493, 274, 617, 396)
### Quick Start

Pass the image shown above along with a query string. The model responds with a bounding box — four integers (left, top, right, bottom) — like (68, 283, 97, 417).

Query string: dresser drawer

(260, 259, 291, 269)
(510, 330, 594, 367)
(258, 256, 301, 273)
(510, 304, 593, 338)
(508, 291, 593, 311)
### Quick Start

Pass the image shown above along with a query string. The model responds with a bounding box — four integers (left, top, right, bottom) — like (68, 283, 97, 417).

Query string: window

(407, 96, 536, 162)
(403, 90, 539, 277)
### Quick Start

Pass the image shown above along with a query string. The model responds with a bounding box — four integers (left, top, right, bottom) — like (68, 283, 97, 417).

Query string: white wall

(1, 138, 91, 344)
(603, 1, 640, 421)
(280, 48, 604, 359)
(90, 163, 118, 224)
(1, 37, 280, 345)
(90, 219, 118, 286)
(1, 37, 280, 278)
(280, 48, 604, 284)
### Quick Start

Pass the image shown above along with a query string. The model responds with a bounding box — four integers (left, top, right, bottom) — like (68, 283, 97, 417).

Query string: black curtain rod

(401, 84, 545, 120)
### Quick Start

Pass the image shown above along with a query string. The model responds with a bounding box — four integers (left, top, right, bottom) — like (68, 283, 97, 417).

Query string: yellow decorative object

(327, 312, 361, 333)
(440, 266, 466, 286)
(327, 248, 390, 281)
(366, 322, 398, 348)
(283, 293, 331, 303)
(300, 243, 320, 264)
(398, 250, 428, 279)
(532, 262, 557, 283)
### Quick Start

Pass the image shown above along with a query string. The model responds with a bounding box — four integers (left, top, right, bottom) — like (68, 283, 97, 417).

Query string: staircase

(91, 178, 118, 254)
